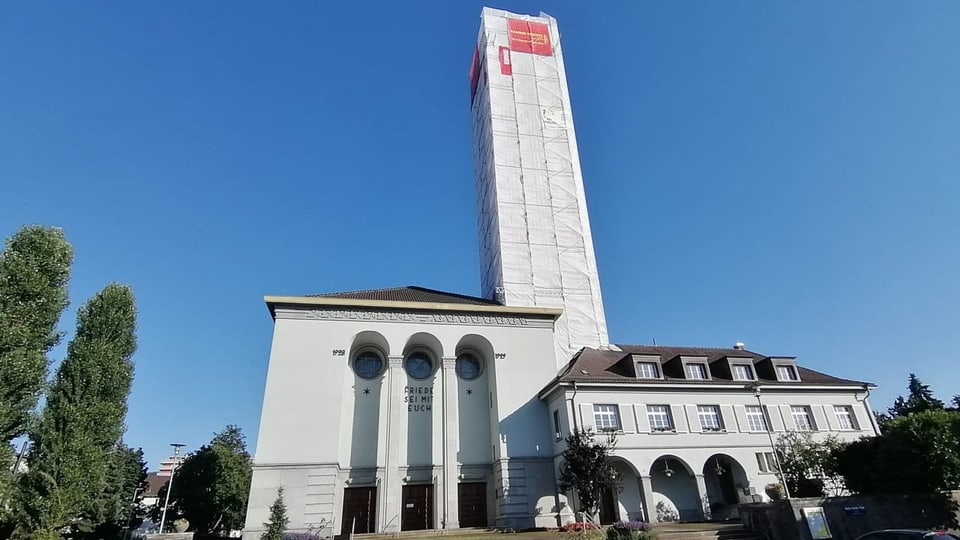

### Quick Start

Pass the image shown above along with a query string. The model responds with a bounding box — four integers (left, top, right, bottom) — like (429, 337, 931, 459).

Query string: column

(382, 356, 405, 533)
(694, 474, 710, 521)
(441, 357, 460, 528)
(639, 476, 655, 523)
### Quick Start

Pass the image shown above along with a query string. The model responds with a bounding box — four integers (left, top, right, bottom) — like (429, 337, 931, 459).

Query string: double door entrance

(457, 482, 488, 528)
(401, 484, 434, 531)
(341, 487, 377, 535)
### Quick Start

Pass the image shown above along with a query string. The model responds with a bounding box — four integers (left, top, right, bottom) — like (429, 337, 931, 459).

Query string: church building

(241, 8, 878, 538)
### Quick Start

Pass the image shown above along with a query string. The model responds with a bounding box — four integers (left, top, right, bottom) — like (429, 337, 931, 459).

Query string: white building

(242, 7, 878, 539)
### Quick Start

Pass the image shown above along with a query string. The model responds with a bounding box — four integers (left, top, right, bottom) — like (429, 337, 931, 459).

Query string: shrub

(606, 521, 656, 540)
(560, 521, 600, 532)
(282, 533, 321, 540)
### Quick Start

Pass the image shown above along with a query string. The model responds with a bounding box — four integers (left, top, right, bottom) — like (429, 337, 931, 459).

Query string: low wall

(739, 492, 960, 540)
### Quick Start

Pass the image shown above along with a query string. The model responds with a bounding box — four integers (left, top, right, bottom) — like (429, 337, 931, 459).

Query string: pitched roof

(546, 344, 869, 389)
(144, 472, 167, 497)
(309, 286, 501, 306)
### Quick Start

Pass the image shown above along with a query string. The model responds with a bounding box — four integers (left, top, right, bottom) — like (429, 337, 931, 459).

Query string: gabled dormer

(679, 355, 711, 380)
(629, 353, 664, 380)
(711, 356, 757, 381)
(756, 356, 801, 382)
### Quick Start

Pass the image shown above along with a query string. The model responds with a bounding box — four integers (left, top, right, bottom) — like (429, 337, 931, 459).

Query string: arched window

(455, 352, 483, 380)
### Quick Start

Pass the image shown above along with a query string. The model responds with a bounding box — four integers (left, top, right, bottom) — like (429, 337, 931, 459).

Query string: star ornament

(466, 388, 473, 395)
(362, 388, 371, 395)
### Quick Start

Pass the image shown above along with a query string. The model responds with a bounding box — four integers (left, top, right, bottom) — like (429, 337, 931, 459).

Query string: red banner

(469, 45, 481, 102)
(507, 18, 552, 56)
(499, 46, 512, 75)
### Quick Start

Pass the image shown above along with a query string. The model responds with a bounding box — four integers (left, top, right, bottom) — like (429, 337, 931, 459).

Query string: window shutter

(811, 404, 829, 431)
(852, 403, 871, 432)
(734, 405, 749, 432)
(669, 405, 687, 432)
(766, 405, 785, 432)
(720, 405, 737, 432)
(822, 405, 838, 430)
(634, 404, 650, 433)
(681, 405, 697, 432)
(619, 404, 636, 433)
(579, 403, 594, 431)
(780, 405, 795, 430)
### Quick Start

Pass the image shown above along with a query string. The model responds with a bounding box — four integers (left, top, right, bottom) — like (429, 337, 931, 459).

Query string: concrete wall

(243, 305, 561, 539)
(740, 493, 960, 540)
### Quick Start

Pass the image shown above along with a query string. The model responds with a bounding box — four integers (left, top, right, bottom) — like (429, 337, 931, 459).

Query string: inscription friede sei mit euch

(404, 386, 433, 412)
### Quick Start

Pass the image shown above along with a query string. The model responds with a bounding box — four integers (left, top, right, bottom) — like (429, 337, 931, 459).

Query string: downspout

(570, 381, 579, 431)
(860, 385, 881, 435)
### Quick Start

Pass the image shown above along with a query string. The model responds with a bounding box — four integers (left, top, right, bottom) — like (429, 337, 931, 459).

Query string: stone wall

(740, 492, 960, 540)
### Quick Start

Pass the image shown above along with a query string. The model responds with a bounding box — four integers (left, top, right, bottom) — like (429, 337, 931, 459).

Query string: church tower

(470, 8, 609, 363)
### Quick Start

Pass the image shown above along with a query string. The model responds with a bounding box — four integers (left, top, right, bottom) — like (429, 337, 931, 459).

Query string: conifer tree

(888, 373, 944, 418)
(0, 225, 73, 444)
(261, 487, 289, 540)
(17, 283, 137, 538)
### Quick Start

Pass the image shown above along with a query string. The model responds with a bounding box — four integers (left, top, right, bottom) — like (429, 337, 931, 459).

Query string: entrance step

(653, 522, 765, 540)
(353, 527, 495, 539)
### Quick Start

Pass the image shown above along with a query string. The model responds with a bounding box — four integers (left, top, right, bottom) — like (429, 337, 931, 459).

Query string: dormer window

(776, 365, 799, 382)
(685, 363, 708, 380)
(636, 362, 660, 379)
(731, 363, 756, 381)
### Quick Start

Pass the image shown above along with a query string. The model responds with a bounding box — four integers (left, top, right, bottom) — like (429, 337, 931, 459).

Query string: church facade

(241, 8, 877, 538)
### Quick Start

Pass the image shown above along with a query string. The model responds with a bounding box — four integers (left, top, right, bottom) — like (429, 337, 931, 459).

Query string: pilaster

(441, 357, 460, 529)
(694, 474, 710, 521)
(639, 476, 655, 523)
(382, 356, 405, 533)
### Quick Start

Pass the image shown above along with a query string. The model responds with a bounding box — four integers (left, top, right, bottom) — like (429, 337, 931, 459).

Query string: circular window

(404, 351, 434, 380)
(353, 350, 384, 380)
(455, 353, 482, 380)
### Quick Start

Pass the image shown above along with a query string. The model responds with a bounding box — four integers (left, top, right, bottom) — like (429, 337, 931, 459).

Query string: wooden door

(457, 483, 487, 528)
(401, 484, 433, 531)
(599, 486, 617, 524)
(341, 487, 376, 535)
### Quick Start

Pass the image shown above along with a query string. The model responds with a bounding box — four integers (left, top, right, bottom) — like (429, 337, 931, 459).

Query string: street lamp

(159, 443, 186, 533)
(747, 383, 791, 499)
(123, 486, 143, 540)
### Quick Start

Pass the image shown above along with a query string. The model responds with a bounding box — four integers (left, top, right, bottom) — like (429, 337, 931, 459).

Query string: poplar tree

(17, 283, 138, 538)
(0, 225, 73, 444)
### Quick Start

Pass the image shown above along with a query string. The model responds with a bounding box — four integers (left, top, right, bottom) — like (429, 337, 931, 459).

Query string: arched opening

(606, 458, 644, 524)
(702, 454, 749, 521)
(649, 455, 701, 522)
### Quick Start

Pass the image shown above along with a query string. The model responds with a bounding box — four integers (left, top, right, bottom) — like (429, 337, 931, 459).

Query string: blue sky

(1, 1, 957, 470)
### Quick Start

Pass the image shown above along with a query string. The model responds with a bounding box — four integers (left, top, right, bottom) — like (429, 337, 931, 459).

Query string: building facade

(242, 7, 878, 539)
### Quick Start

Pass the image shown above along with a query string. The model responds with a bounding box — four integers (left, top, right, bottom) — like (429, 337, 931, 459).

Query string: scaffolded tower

(471, 7, 609, 364)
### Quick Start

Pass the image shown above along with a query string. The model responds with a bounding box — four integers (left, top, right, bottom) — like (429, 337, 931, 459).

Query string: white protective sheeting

(473, 8, 610, 364)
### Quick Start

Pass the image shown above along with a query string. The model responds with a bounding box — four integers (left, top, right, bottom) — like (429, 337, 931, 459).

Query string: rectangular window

(685, 363, 708, 380)
(593, 404, 621, 432)
(776, 365, 799, 381)
(697, 405, 724, 431)
(636, 362, 660, 379)
(553, 410, 562, 440)
(755, 452, 779, 473)
(835, 406, 857, 430)
(791, 406, 815, 431)
(745, 405, 768, 432)
(732, 364, 755, 381)
(646, 405, 674, 431)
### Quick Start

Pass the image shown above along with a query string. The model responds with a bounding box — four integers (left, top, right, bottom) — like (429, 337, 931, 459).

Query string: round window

(353, 350, 384, 380)
(405, 351, 434, 380)
(455, 353, 482, 380)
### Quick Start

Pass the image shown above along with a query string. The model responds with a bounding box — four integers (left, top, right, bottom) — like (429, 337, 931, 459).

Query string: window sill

(651, 429, 677, 435)
(700, 429, 727, 434)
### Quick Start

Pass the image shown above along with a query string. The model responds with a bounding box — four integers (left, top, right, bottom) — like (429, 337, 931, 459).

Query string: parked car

(855, 531, 959, 540)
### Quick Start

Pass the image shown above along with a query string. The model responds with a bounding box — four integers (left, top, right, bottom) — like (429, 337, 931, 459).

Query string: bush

(606, 521, 655, 540)
(282, 533, 320, 540)
(560, 521, 600, 532)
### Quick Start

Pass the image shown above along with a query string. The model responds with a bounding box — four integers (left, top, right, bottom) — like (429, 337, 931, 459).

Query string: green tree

(775, 432, 845, 497)
(834, 409, 960, 494)
(16, 283, 138, 539)
(888, 373, 944, 418)
(0, 225, 73, 445)
(558, 429, 616, 521)
(261, 487, 289, 540)
(77, 444, 148, 540)
(164, 425, 252, 535)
